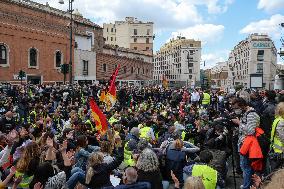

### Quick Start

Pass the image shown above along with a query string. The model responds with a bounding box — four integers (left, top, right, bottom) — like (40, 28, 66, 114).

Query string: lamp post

(59, 0, 74, 85)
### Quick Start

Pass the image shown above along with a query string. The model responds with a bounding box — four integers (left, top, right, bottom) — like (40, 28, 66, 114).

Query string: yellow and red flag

(89, 98, 108, 134)
(162, 75, 169, 89)
(103, 65, 120, 111)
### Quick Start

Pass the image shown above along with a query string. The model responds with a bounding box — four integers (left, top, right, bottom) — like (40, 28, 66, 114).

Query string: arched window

(55, 51, 62, 68)
(0, 43, 8, 65)
(29, 48, 38, 67)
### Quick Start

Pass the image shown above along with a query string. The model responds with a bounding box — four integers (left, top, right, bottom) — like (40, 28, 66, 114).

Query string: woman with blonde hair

(67, 136, 123, 189)
(184, 176, 205, 189)
(269, 102, 284, 171)
(85, 137, 123, 189)
(15, 141, 41, 188)
(171, 172, 205, 189)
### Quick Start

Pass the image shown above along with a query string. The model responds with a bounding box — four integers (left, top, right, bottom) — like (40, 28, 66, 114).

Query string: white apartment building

(103, 17, 154, 55)
(153, 37, 201, 88)
(73, 12, 98, 84)
(227, 33, 277, 90)
(211, 62, 228, 90)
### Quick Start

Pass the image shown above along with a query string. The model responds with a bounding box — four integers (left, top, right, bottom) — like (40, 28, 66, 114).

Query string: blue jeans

(240, 155, 253, 189)
(67, 167, 86, 189)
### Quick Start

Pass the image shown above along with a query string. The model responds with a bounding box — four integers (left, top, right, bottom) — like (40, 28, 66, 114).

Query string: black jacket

(137, 169, 163, 189)
(86, 147, 123, 189)
(165, 148, 186, 183)
(261, 101, 276, 135)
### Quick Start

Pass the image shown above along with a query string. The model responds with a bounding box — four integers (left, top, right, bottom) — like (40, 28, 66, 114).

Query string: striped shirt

(238, 108, 260, 145)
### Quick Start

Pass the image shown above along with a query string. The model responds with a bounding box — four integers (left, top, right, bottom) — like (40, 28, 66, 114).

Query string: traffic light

(18, 70, 26, 78)
(18, 70, 26, 84)
(61, 64, 69, 74)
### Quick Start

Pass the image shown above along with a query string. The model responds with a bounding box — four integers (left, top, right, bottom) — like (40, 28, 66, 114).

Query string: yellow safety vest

(140, 127, 151, 141)
(109, 117, 118, 125)
(15, 171, 34, 188)
(192, 164, 217, 189)
(202, 93, 210, 105)
(181, 131, 194, 143)
(181, 131, 186, 141)
(85, 119, 95, 131)
(271, 117, 284, 153)
(124, 142, 135, 167)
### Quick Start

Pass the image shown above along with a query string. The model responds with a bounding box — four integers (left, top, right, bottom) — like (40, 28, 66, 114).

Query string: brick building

(0, 0, 100, 84)
(0, 0, 154, 85)
(96, 52, 153, 86)
(210, 61, 228, 90)
(0, 0, 73, 84)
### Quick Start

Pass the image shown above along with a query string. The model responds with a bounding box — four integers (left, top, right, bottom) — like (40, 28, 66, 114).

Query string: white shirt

(191, 91, 200, 102)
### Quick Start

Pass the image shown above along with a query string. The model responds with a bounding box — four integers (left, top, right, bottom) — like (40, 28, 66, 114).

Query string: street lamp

(59, 0, 74, 85)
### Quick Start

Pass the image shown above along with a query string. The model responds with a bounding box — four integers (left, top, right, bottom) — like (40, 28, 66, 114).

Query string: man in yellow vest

(183, 150, 224, 189)
(201, 90, 211, 109)
(270, 113, 284, 171)
(139, 120, 155, 143)
(124, 127, 140, 167)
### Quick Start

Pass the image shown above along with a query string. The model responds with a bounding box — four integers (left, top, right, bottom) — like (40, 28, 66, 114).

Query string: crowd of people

(1, 83, 284, 189)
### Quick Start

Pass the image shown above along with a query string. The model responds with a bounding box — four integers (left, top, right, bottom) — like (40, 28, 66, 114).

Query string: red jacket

(240, 128, 264, 171)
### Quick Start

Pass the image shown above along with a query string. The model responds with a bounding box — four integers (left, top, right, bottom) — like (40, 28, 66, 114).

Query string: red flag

(108, 65, 120, 97)
(103, 65, 120, 111)
(89, 98, 108, 134)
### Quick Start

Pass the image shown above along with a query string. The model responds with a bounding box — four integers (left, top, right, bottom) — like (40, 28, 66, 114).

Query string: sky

(35, 0, 284, 68)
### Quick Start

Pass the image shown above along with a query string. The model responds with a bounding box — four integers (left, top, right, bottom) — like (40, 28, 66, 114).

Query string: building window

(134, 47, 137, 50)
(134, 38, 137, 43)
(146, 38, 149, 44)
(29, 48, 38, 68)
(0, 43, 8, 65)
(123, 66, 127, 74)
(188, 63, 193, 67)
(55, 51, 62, 68)
(107, 28, 108, 32)
(111, 28, 113, 32)
(190, 44, 193, 47)
(83, 60, 88, 76)
(111, 37, 113, 41)
(131, 67, 134, 73)
(147, 29, 150, 35)
(107, 37, 108, 41)
(257, 63, 263, 73)
(103, 63, 107, 72)
(134, 29, 137, 35)
(257, 50, 264, 61)
(146, 47, 149, 51)
(188, 69, 192, 74)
